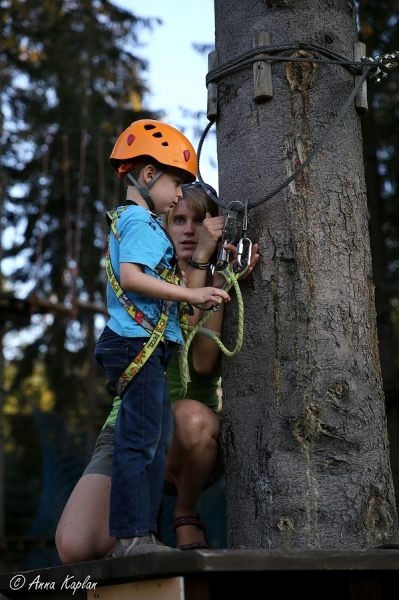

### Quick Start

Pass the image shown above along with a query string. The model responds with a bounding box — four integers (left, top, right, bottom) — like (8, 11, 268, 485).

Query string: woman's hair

(163, 184, 218, 231)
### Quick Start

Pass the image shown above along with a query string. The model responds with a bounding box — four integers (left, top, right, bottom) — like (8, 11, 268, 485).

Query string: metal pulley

(215, 199, 252, 273)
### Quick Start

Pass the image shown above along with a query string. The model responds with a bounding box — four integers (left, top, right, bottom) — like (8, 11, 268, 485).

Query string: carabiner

(236, 237, 253, 268)
(234, 237, 252, 273)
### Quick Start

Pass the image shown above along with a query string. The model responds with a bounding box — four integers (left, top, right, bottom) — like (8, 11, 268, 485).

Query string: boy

(95, 120, 230, 557)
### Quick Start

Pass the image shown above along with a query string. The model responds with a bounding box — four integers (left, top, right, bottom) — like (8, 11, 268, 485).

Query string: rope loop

(179, 263, 249, 398)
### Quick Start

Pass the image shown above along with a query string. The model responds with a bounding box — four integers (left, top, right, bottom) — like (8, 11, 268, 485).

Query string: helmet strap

(126, 169, 164, 213)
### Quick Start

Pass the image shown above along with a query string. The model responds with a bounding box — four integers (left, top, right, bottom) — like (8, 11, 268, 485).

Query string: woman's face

(168, 199, 204, 263)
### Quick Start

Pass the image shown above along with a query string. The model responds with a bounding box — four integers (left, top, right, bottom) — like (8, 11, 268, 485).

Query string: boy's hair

(120, 156, 163, 189)
(163, 186, 218, 230)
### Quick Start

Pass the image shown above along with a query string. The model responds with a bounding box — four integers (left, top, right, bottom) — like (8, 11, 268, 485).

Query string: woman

(55, 183, 258, 561)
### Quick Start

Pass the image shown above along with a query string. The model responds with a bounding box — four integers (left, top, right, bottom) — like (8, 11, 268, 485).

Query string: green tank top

(103, 345, 220, 429)
(167, 345, 220, 413)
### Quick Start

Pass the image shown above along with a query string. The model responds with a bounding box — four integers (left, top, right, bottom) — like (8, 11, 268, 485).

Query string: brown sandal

(172, 516, 211, 550)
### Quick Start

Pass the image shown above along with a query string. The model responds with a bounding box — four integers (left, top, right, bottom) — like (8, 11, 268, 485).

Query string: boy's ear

(141, 164, 157, 185)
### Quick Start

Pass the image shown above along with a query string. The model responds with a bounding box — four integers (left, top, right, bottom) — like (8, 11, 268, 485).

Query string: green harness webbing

(105, 206, 179, 398)
(179, 262, 248, 398)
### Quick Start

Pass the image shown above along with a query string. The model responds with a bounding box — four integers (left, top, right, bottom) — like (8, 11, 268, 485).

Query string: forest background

(0, 0, 398, 543)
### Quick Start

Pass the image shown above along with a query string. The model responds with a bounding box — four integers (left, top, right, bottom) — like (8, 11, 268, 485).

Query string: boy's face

(150, 168, 186, 214)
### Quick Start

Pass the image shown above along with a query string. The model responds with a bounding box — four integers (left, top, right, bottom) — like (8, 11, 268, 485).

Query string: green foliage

(5, 414, 42, 535)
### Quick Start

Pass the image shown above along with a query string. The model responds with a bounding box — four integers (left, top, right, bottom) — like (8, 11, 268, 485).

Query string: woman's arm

(191, 243, 260, 374)
(191, 303, 225, 374)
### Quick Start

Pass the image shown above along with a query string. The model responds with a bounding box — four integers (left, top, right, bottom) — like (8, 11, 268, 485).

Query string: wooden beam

(0, 293, 108, 323)
(253, 31, 273, 102)
(354, 42, 368, 114)
(88, 578, 184, 600)
(207, 51, 219, 120)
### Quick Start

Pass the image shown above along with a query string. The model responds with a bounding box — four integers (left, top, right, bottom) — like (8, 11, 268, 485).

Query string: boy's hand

(191, 213, 225, 263)
(187, 286, 230, 308)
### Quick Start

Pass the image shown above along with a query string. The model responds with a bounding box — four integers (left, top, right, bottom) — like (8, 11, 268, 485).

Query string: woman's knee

(55, 527, 84, 564)
(55, 474, 112, 564)
(172, 400, 219, 449)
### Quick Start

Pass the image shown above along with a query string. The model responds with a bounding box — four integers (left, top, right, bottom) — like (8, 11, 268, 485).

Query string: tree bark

(215, 0, 398, 549)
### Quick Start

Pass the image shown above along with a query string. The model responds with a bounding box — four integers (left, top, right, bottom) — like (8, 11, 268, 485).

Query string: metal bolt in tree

(213, 0, 399, 548)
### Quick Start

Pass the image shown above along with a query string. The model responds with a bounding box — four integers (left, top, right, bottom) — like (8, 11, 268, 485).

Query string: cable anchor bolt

(361, 51, 399, 83)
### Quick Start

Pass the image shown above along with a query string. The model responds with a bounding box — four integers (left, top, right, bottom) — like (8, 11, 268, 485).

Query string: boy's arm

(120, 262, 230, 306)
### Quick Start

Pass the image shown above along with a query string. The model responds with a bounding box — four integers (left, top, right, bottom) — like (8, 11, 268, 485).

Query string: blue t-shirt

(106, 204, 183, 345)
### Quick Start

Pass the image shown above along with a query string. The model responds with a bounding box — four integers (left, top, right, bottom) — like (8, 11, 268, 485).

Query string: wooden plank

(3, 548, 399, 596)
(354, 41, 368, 114)
(207, 51, 218, 120)
(253, 31, 273, 101)
(88, 577, 183, 600)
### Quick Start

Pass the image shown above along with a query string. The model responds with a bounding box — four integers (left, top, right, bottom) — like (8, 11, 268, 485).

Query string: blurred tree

(358, 0, 399, 506)
(1, 0, 157, 420)
(359, 0, 399, 396)
(0, 0, 158, 535)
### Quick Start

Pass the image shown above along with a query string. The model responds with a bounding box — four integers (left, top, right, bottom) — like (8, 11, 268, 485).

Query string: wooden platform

(1, 549, 399, 600)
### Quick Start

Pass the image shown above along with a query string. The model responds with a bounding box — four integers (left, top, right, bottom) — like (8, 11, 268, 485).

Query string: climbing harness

(105, 205, 186, 399)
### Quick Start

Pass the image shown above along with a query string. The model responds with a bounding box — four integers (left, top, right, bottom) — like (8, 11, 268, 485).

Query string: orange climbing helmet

(109, 119, 197, 183)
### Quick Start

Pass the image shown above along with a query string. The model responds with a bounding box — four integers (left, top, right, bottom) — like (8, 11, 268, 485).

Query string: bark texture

(215, 0, 398, 549)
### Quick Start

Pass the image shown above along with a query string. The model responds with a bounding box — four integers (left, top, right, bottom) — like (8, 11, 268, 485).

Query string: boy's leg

(147, 343, 175, 533)
(110, 341, 174, 538)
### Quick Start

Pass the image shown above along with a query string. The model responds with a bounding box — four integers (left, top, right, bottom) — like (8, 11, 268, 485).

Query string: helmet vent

(183, 150, 190, 162)
(127, 134, 135, 146)
(152, 132, 163, 138)
(144, 124, 156, 130)
(162, 142, 169, 146)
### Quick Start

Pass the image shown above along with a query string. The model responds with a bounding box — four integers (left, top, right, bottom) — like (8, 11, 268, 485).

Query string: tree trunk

(215, 0, 398, 549)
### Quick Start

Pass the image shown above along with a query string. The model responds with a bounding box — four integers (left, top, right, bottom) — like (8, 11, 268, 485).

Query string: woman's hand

(191, 212, 225, 263)
(212, 243, 259, 288)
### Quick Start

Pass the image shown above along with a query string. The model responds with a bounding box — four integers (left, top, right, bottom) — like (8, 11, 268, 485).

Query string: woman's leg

(55, 473, 115, 564)
(165, 399, 220, 547)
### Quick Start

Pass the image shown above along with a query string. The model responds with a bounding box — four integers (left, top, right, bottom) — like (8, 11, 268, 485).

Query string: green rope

(179, 263, 249, 398)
